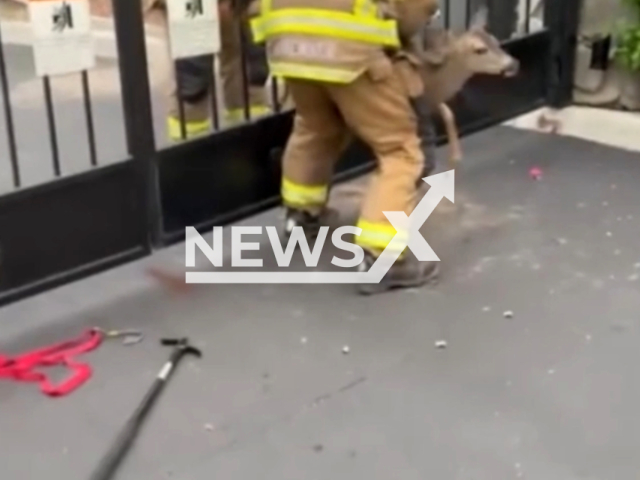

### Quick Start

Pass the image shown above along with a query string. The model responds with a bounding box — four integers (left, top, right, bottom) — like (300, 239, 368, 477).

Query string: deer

(409, 7, 520, 168)
(267, 7, 519, 170)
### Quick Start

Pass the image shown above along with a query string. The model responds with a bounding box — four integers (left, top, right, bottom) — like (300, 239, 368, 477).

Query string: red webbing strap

(0, 328, 104, 397)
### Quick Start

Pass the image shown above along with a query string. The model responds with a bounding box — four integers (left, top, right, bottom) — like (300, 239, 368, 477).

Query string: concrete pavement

(1, 126, 639, 479)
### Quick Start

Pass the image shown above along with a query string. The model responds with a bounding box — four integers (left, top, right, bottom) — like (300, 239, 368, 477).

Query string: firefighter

(249, 0, 440, 295)
(147, 0, 272, 141)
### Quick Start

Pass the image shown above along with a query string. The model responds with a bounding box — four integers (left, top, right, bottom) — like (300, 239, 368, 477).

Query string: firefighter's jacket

(247, 0, 440, 84)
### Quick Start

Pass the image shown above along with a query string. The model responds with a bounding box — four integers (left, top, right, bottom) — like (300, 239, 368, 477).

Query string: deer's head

(418, 7, 519, 78)
(453, 7, 519, 77)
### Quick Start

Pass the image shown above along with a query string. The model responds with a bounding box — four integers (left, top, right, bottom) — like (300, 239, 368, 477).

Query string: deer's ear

(419, 28, 449, 66)
(469, 5, 488, 30)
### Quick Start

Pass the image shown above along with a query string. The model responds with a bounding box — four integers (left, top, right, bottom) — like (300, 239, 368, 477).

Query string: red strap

(0, 328, 104, 397)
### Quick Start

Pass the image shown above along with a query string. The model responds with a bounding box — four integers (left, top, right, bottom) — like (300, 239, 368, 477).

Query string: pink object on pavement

(529, 167, 543, 180)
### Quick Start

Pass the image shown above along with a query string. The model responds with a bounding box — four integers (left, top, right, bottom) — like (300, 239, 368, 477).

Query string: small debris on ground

(313, 444, 324, 452)
(482, 306, 491, 312)
(435, 340, 447, 349)
(556, 238, 568, 245)
(611, 184, 617, 190)
(146, 266, 192, 295)
(614, 249, 621, 256)
(577, 202, 585, 208)
(630, 274, 640, 282)
(602, 201, 609, 207)
(301, 336, 308, 344)
(204, 423, 215, 432)
(529, 166, 543, 180)
(537, 111, 561, 133)
(503, 310, 514, 319)
(585, 334, 592, 342)
(547, 369, 555, 375)
(606, 231, 613, 237)
(342, 345, 350, 354)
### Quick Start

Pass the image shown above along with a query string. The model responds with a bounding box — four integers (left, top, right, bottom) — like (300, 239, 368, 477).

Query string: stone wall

(574, 0, 640, 109)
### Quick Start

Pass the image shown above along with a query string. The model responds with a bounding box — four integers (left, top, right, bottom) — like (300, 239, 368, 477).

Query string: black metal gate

(0, 0, 581, 306)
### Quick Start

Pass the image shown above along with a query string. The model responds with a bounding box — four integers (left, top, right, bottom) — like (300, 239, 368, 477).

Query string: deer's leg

(408, 96, 437, 182)
(438, 103, 462, 167)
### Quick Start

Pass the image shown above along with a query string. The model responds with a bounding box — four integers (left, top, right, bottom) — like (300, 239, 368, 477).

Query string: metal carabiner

(96, 328, 144, 346)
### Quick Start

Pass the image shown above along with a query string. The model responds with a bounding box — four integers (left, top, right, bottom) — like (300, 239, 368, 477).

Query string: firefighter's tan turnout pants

(281, 59, 423, 257)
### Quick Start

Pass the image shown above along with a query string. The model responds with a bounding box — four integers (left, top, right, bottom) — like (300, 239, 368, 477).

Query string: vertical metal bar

(238, 19, 251, 122)
(210, 57, 220, 130)
(270, 76, 281, 113)
(465, 0, 471, 28)
(81, 70, 98, 167)
(174, 64, 187, 140)
(524, 0, 532, 34)
(544, 0, 582, 108)
(0, 23, 21, 188)
(112, 0, 163, 247)
(444, 0, 451, 29)
(42, 76, 61, 177)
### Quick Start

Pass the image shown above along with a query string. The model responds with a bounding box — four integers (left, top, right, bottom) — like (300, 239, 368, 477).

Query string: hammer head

(161, 337, 202, 357)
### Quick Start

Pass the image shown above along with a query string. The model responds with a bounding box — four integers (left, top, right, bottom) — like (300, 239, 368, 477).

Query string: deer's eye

(475, 46, 489, 54)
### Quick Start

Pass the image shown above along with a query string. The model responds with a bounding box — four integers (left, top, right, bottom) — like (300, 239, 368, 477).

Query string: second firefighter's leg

(329, 59, 439, 294)
(280, 80, 348, 238)
(219, 12, 270, 125)
(168, 55, 213, 141)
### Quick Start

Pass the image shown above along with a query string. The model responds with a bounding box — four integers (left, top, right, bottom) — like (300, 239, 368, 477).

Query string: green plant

(621, 0, 640, 14)
(615, 24, 640, 70)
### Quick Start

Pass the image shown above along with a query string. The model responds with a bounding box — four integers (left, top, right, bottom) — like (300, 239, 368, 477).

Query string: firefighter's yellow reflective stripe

(281, 177, 328, 207)
(355, 219, 408, 252)
(250, 9, 399, 47)
(224, 105, 272, 123)
(167, 116, 210, 141)
(269, 61, 361, 83)
(262, 0, 379, 18)
(353, 0, 377, 18)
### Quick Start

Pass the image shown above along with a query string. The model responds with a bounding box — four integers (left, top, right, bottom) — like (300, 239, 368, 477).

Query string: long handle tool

(88, 337, 202, 480)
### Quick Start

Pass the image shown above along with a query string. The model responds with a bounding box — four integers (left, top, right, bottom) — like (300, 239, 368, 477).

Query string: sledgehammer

(88, 338, 201, 480)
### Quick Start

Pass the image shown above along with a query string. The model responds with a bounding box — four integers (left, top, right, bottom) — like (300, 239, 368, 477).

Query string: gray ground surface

(1, 126, 640, 480)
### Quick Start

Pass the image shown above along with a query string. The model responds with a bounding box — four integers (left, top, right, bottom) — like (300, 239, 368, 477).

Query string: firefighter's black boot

(409, 95, 437, 184)
(283, 207, 321, 241)
(356, 251, 439, 296)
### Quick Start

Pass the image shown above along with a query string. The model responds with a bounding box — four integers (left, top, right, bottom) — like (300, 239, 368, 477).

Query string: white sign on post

(167, 0, 221, 59)
(28, 0, 95, 77)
